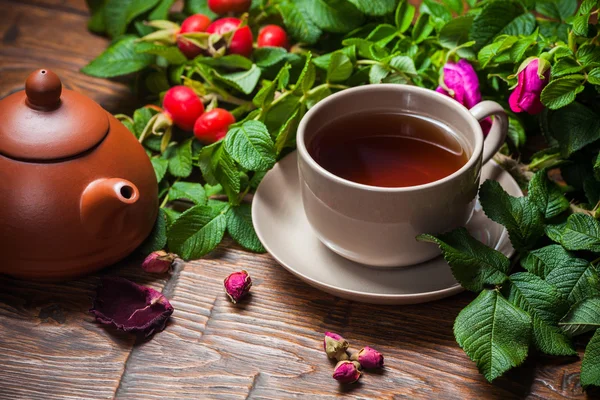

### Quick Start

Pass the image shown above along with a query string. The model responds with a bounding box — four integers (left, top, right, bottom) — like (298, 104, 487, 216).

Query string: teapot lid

(0, 69, 109, 161)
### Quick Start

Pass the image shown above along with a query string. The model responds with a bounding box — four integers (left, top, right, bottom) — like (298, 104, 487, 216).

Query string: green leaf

(167, 139, 193, 178)
(577, 44, 600, 67)
(559, 212, 600, 251)
(292, 53, 314, 94)
(81, 36, 154, 78)
(469, 1, 526, 51)
(345, 0, 395, 16)
(521, 244, 588, 279)
(213, 64, 261, 95)
(369, 64, 391, 84)
(439, 16, 475, 58)
(196, 55, 253, 70)
(327, 52, 353, 82)
(168, 182, 207, 205)
(264, 93, 302, 134)
(535, 0, 578, 21)
(167, 204, 228, 260)
(503, 12, 536, 36)
(540, 75, 585, 110)
(528, 170, 569, 219)
(539, 20, 569, 42)
(546, 260, 600, 304)
(163, 207, 181, 227)
(478, 36, 518, 67)
(151, 157, 168, 183)
(507, 272, 575, 356)
(454, 289, 532, 382)
(226, 204, 266, 252)
(87, 0, 107, 33)
(225, 120, 276, 171)
(412, 13, 435, 44)
(442, 0, 463, 13)
(507, 116, 526, 148)
(548, 102, 600, 157)
(395, 0, 416, 33)
(581, 330, 600, 388)
(275, 108, 301, 153)
(340, 39, 386, 60)
(135, 42, 187, 65)
(253, 47, 289, 68)
(571, 13, 590, 37)
(304, 0, 364, 33)
(277, 0, 322, 44)
(386, 55, 417, 76)
(253, 64, 290, 108)
(184, 0, 217, 19)
(416, 228, 510, 292)
(137, 208, 167, 256)
(560, 297, 600, 336)
(589, 67, 600, 85)
(551, 57, 585, 78)
(198, 142, 240, 203)
(104, 0, 160, 38)
(149, 0, 174, 20)
(133, 107, 154, 138)
(479, 180, 544, 251)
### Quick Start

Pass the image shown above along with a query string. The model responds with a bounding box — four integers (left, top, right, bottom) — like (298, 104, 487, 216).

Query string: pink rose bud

(436, 59, 491, 135)
(332, 360, 361, 384)
(324, 332, 349, 360)
(224, 270, 252, 303)
(509, 58, 549, 115)
(351, 346, 384, 369)
(142, 250, 176, 273)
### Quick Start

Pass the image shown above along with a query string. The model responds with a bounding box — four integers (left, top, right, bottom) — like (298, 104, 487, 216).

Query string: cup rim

(296, 84, 484, 193)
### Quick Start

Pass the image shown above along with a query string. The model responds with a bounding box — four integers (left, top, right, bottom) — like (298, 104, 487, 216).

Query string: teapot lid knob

(25, 69, 62, 110)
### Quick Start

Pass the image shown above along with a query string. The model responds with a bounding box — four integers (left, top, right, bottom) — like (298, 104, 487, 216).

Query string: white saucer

(252, 152, 521, 305)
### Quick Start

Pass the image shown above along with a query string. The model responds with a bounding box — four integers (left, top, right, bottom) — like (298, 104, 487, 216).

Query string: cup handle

(469, 101, 508, 165)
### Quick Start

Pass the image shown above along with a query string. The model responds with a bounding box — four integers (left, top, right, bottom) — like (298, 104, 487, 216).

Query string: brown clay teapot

(0, 69, 158, 280)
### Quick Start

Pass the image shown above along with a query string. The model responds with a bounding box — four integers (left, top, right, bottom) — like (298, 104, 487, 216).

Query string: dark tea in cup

(307, 112, 468, 188)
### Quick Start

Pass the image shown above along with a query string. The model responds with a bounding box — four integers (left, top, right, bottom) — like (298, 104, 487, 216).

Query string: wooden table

(0, 1, 595, 398)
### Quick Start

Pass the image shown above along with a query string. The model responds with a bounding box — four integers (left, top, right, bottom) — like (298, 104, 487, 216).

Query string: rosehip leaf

(468, 1, 526, 51)
(104, 0, 160, 38)
(168, 182, 207, 205)
(275, 107, 301, 154)
(148, 0, 174, 20)
(395, 0, 416, 33)
(225, 121, 276, 171)
(385, 55, 417, 76)
(581, 330, 600, 389)
(535, 0, 578, 21)
(166, 139, 193, 178)
(416, 227, 510, 292)
(454, 289, 532, 382)
(253, 47, 289, 69)
(264, 94, 302, 134)
(133, 107, 155, 139)
(213, 64, 262, 95)
(277, 0, 322, 44)
(558, 213, 600, 252)
(507, 272, 575, 356)
(540, 75, 586, 110)
(196, 55, 253, 70)
(184, 0, 217, 19)
(346, 0, 396, 16)
(167, 204, 228, 260)
(412, 13, 435, 44)
(479, 180, 545, 251)
(137, 208, 168, 256)
(546, 102, 600, 156)
(551, 57, 585, 78)
(528, 170, 570, 220)
(546, 261, 600, 305)
(226, 204, 266, 253)
(303, 0, 364, 33)
(369, 64, 390, 84)
(253, 64, 291, 108)
(135, 42, 187, 65)
(327, 53, 353, 82)
(81, 36, 154, 78)
(439, 16, 476, 59)
(198, 142, 241, 203)
(151, 157, 169, 183)
(521, 244, 588, 279)
(560, 297, 600, 336)
(577, 44, 600, 67)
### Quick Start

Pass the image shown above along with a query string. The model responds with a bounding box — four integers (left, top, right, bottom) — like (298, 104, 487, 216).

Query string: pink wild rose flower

(509, 58, 549, 115)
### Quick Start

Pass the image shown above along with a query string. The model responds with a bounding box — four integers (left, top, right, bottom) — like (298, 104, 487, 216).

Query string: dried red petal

(224, 270, 252, 303)
(90, 277, 174, 337)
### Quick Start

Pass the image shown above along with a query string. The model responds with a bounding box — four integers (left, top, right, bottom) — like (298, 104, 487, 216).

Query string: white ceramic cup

(296, 84, 508, 267)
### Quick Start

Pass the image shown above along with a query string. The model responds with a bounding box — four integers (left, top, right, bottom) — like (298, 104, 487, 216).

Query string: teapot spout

(80, 178, 139, 238)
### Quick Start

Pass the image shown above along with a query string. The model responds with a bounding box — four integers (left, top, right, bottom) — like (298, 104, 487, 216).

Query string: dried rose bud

(332, 360, 361, 384)
(323, 332, 349, 360)
(351, 346, 384, 369)
(90, 277, 174, 337)
(142, 250, 176, 273)
(224, 270, 252, 303)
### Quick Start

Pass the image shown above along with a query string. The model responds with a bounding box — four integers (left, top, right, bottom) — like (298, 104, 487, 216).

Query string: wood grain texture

(0, 0, 598, 399)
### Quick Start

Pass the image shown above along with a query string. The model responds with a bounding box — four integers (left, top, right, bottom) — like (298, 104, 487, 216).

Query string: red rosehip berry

(206, 17, 253, 58)
(208, 0, 251, 14)
(177, 14, 212, 59)
(162, 86, 205, 131)
(257, 25, 289, 49)
(193, 108, 236, 143)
